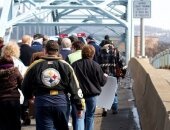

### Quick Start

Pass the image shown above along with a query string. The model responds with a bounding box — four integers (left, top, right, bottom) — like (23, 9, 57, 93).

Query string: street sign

(133, 0, 151, 18)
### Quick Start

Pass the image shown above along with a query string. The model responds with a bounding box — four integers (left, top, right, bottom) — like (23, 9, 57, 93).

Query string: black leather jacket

(22, 55, 85, 110)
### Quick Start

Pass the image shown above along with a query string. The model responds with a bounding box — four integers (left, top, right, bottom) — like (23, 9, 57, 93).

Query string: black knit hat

(104, 35, 109, 40)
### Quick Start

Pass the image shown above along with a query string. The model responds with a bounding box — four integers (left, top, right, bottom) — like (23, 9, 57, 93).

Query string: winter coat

(0, 65, 23, 101)
(20, 44, 36, 66)
(22, 55, 85, 110)
(72, 58, 107, 97)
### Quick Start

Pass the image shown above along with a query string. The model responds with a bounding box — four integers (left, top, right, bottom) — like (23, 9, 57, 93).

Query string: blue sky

(134, 0, 170, 30)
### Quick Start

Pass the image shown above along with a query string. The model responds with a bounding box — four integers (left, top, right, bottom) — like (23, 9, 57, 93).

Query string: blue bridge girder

(0, 0, 134, 64)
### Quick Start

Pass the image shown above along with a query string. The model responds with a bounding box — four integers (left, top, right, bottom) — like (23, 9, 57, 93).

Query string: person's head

(100, 39, 111, 47)
(45, 40, 59, 55)
(61, 38, 72, 48)
(69, 35, 78, 43)
(33, 33, 44, 40)
(72, 40, 84, 51)
(86, 35, 95, 43)
(82, 45, 95, 59)
(104, 35, 109, 40)
(22, 35, 32, 46)
(1, 41, 20, 58)
(33, 33, 44, 45)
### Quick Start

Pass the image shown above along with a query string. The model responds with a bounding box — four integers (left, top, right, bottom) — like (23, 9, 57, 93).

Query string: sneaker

(22, 111, 31, 126)
(22, 118, 31, 126)
(102, 111, 107, 117)
(68, 122, 72, 127)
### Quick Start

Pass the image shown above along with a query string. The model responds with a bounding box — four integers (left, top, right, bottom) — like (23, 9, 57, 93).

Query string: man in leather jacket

(22, 40, 85, 130)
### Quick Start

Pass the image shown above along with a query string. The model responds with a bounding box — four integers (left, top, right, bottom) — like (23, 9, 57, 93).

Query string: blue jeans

(66, 102, 71, 122)
(35, 105, 69, 130)
(71, 104, 85, 130)
(85, 96, 97, 130)
(111, 94, 118, 111)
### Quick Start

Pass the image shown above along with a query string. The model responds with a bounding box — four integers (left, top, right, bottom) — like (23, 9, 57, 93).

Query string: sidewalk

(94, 76, 141, 130)
(22, 75, 141, 130)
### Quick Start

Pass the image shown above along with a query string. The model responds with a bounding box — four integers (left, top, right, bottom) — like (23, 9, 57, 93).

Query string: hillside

(135, 26, 170, 43)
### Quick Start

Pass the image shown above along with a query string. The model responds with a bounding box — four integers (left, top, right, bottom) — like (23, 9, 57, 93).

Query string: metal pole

(125, 28, 130, 65)
(140, 18, 145, 56)
(130, 0, 134, 58)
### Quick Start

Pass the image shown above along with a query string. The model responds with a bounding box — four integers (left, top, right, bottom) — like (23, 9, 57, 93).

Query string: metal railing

(151, 48, 170, 69)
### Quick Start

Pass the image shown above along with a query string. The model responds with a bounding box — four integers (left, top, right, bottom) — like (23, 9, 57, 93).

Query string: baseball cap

(45, 40, 59, 51)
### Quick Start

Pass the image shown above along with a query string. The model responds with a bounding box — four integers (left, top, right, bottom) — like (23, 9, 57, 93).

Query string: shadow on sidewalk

(94, 107, 141, 130)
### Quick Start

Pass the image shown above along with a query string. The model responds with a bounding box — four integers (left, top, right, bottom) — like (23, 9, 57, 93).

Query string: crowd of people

(0, 33, 126, 130)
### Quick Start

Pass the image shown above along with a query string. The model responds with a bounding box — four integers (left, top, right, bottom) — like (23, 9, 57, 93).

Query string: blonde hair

(1, 41, 20, 58)
(22, 35, 32, 46)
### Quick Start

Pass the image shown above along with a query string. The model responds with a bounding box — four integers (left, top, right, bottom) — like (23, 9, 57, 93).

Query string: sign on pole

(133, 0, 151, 56)
(133, 0, 151, 18)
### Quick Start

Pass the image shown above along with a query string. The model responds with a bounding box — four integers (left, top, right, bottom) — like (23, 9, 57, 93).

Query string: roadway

(22, 74, 141, 130)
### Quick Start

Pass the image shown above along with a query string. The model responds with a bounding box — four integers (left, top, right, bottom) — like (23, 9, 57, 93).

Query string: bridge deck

(22, 74, 141, 130)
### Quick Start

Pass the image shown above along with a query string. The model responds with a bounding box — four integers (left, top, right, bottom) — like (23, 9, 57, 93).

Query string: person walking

(72, 45, 107, 130)
(60, 38, 72, 60)
(20, 35, 36, 66)
(21, 40, 85, 130)
(98, 43, 120, 116)
(66, 40, 84, 64)
(86, 35, 100, 63)
(99, 35, 112, 47)
(31, 33, 44, 52)
(0, 49, 23, 130)
(2, 41, 27, 77)
(66, 40, 84, 130)
(30, 38, 49, 63)
(1, 41, 29, 125)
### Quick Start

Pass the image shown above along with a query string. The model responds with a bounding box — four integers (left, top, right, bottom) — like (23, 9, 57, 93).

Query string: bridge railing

(128, 57, 170, 130)
(151, 48, 170, 69)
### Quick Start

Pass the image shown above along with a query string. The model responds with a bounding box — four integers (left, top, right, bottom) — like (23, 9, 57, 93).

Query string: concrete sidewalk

(94, 77, 141, 130)
(22, 76, 141, 130)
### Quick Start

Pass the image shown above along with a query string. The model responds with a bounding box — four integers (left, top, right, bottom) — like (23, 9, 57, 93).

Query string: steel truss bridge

(0, 0, 134, 63)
